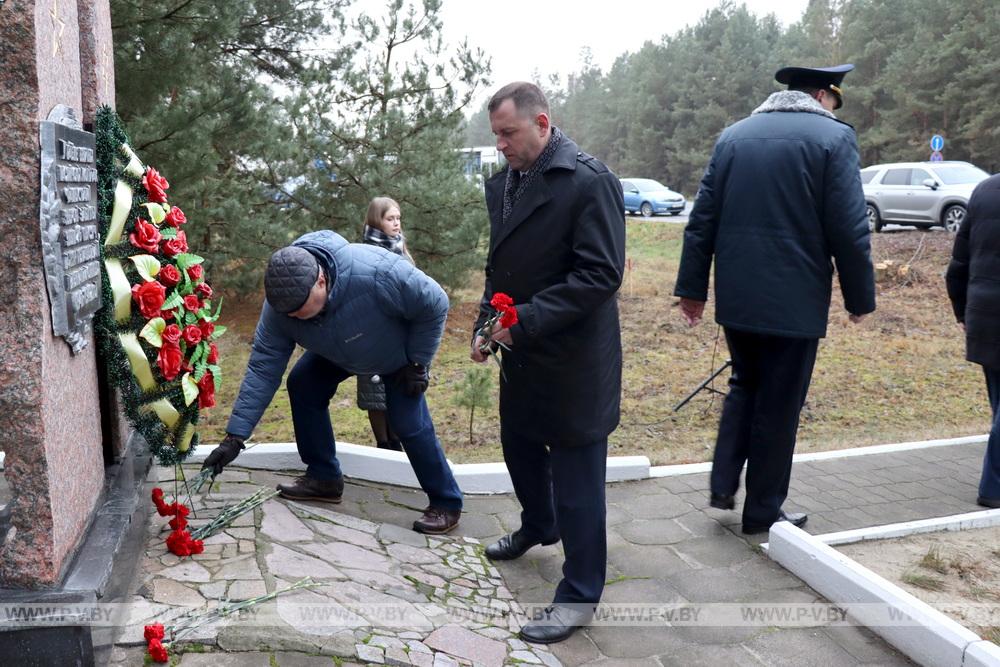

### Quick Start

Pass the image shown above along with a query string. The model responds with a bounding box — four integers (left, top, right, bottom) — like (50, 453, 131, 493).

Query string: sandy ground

(839, 526, 1000, 640)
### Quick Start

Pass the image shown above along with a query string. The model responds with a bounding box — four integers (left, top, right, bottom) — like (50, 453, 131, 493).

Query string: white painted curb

(811, 508, 1000, 547)
(767, 521, 998, 667)
(187, 442, 650, 495)
(649, 434, 988, 477)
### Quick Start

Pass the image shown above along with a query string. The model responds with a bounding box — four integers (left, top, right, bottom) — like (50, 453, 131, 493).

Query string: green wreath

(95, 106, 225, 465)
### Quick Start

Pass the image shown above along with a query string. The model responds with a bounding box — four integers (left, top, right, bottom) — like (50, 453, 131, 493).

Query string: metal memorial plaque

(39, 105, 102, 354)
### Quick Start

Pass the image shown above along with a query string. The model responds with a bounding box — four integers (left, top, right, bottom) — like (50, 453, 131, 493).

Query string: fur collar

(751, 90, 836, 119)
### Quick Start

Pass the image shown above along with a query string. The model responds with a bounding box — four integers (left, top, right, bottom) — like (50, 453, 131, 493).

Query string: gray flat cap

(264, 246, 320, 314)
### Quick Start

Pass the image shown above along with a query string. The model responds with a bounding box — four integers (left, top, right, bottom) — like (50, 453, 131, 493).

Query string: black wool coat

(476, 136, 626, 446)
(946, 174, 1000, 370)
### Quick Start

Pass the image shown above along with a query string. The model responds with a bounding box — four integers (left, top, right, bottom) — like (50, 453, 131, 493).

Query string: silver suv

(860, 161, 989, 233)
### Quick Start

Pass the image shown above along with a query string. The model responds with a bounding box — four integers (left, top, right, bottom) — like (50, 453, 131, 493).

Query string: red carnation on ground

(158, 264, 181, 287)
(163, 206, 186, 228)
(143, 623, 165, 642)
(166, 528, 192, 557)
(143, 167, 170, 203)
(131, 281, 166, 320)
(147, 637, 169, 663)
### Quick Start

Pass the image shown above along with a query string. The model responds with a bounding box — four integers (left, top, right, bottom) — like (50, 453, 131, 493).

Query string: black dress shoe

(742, 510, 808, 535)
(709, 492, 735, 510)
(485, 530, 559, 561)
(519, 605, 593, 644)
(978, 496, 1000, 509)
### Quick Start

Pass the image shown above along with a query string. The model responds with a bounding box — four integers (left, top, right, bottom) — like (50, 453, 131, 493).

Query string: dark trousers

(710, 328, 819, 527)
(980, 367, 1000, 500)
(287, 351, 463, 511)
(501, 425, 607, 605)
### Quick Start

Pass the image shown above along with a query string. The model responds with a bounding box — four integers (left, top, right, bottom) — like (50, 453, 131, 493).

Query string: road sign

(930, 134, 945, 151)
(930, 151, 944, 162)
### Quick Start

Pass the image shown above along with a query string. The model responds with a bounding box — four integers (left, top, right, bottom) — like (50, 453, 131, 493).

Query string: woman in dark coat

(946, 173, 1000, 507)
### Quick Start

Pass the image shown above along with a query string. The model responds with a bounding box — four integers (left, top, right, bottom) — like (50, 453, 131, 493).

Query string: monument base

(0, 434, 151, 667)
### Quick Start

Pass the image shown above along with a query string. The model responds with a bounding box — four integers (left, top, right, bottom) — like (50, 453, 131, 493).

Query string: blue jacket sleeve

(376, 257, 449, 367)
(225, 304, 296, 438)
(674, 147, 720, 302)
(823, 130, 876, 316)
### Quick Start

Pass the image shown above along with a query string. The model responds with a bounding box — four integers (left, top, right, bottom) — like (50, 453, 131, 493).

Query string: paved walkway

(109, 441, 988, 666)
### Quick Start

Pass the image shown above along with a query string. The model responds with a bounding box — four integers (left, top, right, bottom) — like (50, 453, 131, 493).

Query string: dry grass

(901, 572, 948, 592)
(919, 547, 950, 575)
(199, 223, 987, 464)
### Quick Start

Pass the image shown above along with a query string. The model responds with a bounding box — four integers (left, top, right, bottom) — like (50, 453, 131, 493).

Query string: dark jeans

(710, 328, 819, 528)
(981, 367, 1000, 500)
(287, 351, 462, 511)
(501, 424, 607, 605)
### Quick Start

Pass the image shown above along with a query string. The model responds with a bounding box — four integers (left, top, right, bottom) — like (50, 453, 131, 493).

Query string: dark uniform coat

(946, 174, 1000, 370)
(674, 98, 876, 338)
(476, 136, 626, 446)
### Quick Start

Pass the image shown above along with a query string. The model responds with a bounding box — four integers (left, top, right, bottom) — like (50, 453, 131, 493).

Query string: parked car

(861, 161, 990, 233)
(620, 178, 686, 217)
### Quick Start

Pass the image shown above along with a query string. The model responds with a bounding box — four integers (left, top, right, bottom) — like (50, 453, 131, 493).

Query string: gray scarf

(362, 224, 406, 256)
(502, 126, 564, 223)
(751, 90, 836, 119)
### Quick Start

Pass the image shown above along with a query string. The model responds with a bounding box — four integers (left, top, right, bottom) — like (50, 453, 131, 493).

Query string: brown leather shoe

(276, 475, 344, 503)
(412, 507, 461, 534)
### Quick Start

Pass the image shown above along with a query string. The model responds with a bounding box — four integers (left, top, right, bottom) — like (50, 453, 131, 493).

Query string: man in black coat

(471, 81, 625, 643)
(674, 65, 875, 535)
(946, 173, 1000, 508)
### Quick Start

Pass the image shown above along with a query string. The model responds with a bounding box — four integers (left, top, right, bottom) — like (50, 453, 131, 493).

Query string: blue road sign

(930, 135, 945, 151)
(930, 151, 944, 162)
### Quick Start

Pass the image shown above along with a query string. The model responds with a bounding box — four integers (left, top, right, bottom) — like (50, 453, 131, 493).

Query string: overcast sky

(434, 0, 811, 104)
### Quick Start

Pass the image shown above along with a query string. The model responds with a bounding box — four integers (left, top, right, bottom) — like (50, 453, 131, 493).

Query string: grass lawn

(198, 221, 988, 465)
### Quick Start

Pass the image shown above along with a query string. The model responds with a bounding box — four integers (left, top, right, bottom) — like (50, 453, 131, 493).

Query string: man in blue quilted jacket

(202, 230, 463, 534)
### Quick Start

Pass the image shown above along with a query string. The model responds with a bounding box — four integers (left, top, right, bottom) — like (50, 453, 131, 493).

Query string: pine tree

(111, 0, 344, 287)
(263, 0, 492, 290)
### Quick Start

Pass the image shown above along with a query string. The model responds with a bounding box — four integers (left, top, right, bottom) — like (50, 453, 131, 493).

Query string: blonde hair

(363, 196, 414, 263)
(364, 196, 401, 233)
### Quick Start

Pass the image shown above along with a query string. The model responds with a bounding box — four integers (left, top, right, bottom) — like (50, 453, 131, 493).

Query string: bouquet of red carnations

(475, 292, 519, 380)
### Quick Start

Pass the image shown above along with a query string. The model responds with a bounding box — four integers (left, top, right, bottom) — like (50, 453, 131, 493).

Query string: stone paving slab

(116, 467, 560, 666)
(114, 442, 990, 665)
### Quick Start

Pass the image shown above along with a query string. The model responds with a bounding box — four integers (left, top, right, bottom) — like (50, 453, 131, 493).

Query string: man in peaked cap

(674, 64, 875, 535)
(201, 231, 464, 535)
(775, 63, 854, 111)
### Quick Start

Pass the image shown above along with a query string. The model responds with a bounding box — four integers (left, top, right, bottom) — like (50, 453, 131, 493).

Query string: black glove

(202, 434, 245, 476)
(396, 362, 429, 397)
